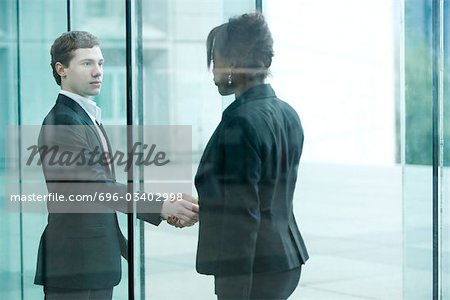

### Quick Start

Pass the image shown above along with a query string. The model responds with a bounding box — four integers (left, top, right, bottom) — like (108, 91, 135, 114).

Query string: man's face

(59, 46, 104, 98)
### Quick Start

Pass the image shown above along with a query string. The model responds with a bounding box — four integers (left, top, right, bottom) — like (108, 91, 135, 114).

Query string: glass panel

(20, 1, 69, 296)
(442, 2, 450, 298)
(5, 1, 449, 299)
(140, 0, 255, 299)
(70, 1, 130, 299)
(265, 0, 402, 299)
(0, 1, 21, 299)
(1, 0, 69, 299)
(403, 0, 433, 299)
(2, 0, 130, 299)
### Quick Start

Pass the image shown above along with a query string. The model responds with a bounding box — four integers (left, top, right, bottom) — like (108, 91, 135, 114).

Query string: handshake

(160, 193, 199, 228)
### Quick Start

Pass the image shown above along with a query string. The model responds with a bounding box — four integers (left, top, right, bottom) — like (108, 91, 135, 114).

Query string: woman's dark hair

(50, 31, 100, 86)
(206, 12, 274, 80)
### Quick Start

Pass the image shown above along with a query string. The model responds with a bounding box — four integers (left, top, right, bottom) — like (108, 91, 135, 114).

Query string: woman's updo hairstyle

(207, 12, 274, 80)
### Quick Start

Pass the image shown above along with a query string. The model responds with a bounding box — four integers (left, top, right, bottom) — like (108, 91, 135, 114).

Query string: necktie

(95, 120, 116, 177)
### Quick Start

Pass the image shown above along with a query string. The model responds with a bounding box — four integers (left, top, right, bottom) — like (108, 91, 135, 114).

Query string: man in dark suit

(195, 13, 308, 299)
(35, 31, 198, 300)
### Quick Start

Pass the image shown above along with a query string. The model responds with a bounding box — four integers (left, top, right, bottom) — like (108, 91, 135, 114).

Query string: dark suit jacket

(195, 84, 309, 296)
(34, 94, 162, 289)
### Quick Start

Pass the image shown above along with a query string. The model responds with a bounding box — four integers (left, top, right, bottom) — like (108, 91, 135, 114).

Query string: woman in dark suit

(195, 12, 309, 300)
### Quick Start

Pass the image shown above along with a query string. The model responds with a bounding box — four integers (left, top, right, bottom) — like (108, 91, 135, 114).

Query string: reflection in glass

(141, 0, 256, 299)
(2, 0, 449, 299)
(266, 0, 402, 299)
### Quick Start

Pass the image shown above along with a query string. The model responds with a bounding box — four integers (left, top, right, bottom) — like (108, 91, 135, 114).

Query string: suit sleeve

(214, 117, 261, 298)
(39, 117, 163, 225)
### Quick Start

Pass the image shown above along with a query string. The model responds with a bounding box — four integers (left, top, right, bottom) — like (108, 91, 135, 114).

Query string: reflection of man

(34, 31, 198, 300)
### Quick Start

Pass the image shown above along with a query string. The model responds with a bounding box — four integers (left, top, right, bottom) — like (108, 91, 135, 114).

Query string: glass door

(403, 0, 449, 299)
(138, 1, 256, 298)
(265, 0, 403, 298)
(402, 0, 434, 298)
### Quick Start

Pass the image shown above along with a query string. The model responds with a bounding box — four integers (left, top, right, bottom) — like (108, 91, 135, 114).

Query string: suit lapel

(57, 94, 94, 125)
(57, 94, 115, 179)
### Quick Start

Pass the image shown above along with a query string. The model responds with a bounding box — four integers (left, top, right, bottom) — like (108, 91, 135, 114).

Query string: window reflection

(265, 0, 402, 299)
(2, 0, 449, 299)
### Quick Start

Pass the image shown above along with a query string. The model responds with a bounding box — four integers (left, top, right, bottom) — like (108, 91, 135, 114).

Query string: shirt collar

(59, 90, 102, 123)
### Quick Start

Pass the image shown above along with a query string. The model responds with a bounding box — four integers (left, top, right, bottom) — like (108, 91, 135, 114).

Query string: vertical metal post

(66, 0, 71, 31)
(135, 0, 145, 299)
(431, 0, 442, 299)
(15, 0, 24, 299)
(256, 0, 262, 13)
(125, 0, 135, 299)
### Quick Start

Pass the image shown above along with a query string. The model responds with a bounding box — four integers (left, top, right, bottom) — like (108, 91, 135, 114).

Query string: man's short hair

(50, 31, 100, 86)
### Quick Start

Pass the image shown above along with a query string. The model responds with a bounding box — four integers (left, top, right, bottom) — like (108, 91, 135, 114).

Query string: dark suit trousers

(44, 286, 113, 300)
(216, 267, 301, 300)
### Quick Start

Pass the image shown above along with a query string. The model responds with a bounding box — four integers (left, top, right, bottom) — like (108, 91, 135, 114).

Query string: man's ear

(55, 62, 66, 78)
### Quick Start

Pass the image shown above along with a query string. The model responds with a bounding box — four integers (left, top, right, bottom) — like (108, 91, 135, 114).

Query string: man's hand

(161, 194, 199, 228)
